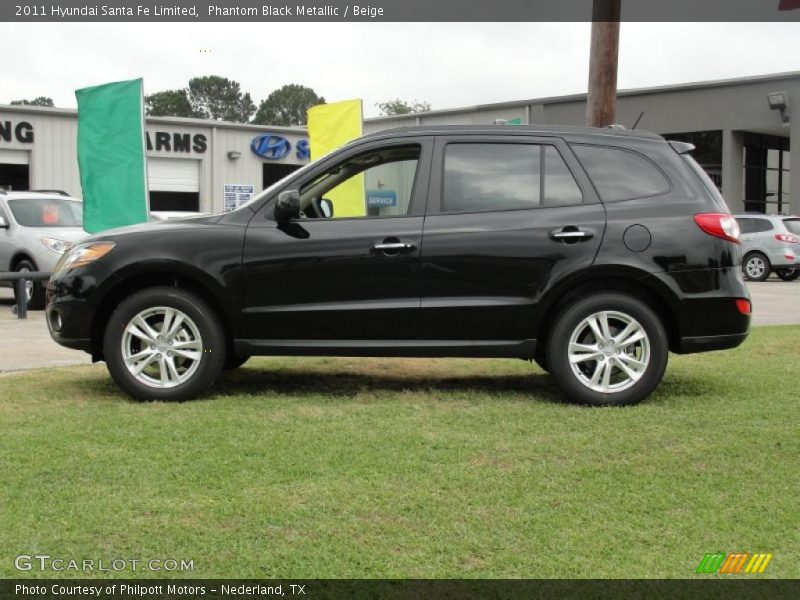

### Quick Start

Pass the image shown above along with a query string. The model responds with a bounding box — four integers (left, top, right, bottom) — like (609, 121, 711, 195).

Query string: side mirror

(0, 216, 8, 229)
(274, 189, 301, 222)
(318, 198, 334, 218)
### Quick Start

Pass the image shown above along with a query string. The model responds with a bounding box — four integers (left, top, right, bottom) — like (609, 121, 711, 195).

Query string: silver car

(735, 213, 800, 282)
(0, 191, 87, 308)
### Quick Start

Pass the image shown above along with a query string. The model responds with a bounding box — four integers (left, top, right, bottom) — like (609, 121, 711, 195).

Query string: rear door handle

(550, 228, 594, 242)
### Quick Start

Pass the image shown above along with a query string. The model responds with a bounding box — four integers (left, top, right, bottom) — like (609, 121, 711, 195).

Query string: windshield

(783, 218, 800, 236)
(8, 198, 83, 227)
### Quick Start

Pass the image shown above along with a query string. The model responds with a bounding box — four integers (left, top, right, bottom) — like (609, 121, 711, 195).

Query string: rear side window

(738, 218, 773, 234)
(783, 219, 800, 236)
(572, 144, 670, 202)
(442, 143, 582, 213)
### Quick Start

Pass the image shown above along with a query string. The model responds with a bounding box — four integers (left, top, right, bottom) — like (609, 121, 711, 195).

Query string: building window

(663, 131, 723, 190)
(742, 133, 791, 214)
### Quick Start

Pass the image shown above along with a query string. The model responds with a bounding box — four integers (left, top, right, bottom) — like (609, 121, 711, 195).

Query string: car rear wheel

(547, 293, 669, 406)
(103, 287, 226, 401)
(776, 268, 800, 282)
(224, 354, 250, 370)
(743, 252, 770, 282)
(14, 259, 45, 310)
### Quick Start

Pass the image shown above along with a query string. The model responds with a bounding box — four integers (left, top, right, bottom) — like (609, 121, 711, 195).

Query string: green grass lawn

(1, 326, 798, 579)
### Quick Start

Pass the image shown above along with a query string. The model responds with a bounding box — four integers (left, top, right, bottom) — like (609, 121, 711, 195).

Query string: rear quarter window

(571, 144, 671, 202)
(783, 219, 800, 236)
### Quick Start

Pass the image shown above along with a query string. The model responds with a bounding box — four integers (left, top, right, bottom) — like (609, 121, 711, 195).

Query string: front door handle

(374, 242, 414, 251)
(372, 238, 417, 255)
(550, 227, 594, 243)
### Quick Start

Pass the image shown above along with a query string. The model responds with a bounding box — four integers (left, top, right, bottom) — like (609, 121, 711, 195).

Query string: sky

(2, 22, 799, 118)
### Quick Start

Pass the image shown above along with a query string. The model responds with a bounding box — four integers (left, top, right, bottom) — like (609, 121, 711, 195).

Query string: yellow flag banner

(307, 99, 364, 217)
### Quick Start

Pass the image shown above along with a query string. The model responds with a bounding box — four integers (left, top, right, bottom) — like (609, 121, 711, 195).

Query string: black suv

(47, 126, 750, 405)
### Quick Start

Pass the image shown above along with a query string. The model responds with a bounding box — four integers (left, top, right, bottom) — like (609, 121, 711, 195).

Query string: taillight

(736, 299, 751, 315)
(694, 213, 740, 244)
(775, 233, 799, 244)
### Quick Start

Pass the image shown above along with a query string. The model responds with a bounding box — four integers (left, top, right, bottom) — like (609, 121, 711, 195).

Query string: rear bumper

(642, 267, 751, 355)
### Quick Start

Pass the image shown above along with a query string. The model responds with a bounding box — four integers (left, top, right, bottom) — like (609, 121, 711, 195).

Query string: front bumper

(46, 264, 119, 356)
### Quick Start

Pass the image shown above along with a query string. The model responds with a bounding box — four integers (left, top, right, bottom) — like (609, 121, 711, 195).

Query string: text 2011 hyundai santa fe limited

(47, 126, 751, 405)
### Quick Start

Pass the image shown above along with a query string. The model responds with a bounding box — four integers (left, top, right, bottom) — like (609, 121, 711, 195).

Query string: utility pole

(586, 0, 621, 128)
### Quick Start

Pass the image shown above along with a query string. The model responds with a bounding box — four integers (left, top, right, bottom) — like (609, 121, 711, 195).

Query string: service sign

(366, 190, 397, 208)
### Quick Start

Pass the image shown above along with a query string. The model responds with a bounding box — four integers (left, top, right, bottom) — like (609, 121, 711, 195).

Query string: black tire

(546, 293, 669, 407)
(224, 354, 250, 370)
(14, 259, 46, 310)
(103, 286, 226, 401)
(533, 348, 550, 373)
(742, 252, 771, 282)
(776, 268, 800, 282)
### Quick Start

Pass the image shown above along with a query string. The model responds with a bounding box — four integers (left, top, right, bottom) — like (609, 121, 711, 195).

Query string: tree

(376, 99, 431, 116)
(144, 89, 196, 118)
(187, 76, 255, 122)
(252, 84, 325, 126)
(10, 97, 54, 107)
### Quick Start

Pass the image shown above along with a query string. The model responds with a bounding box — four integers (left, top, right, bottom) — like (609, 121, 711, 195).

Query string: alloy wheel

(121, 306, 203, 388)
(568, 310, 651, 393)
(745, 256, 767, 280)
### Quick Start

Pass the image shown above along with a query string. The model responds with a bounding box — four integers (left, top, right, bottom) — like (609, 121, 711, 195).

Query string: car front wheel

(103, 287, 226, 401)
(14, 259, 45, 310)
(776, 268, 800, 282)
(547, 293, 669, 406)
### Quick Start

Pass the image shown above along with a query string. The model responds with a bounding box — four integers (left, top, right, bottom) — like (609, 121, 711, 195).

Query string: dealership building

(0, 71, 796, 214)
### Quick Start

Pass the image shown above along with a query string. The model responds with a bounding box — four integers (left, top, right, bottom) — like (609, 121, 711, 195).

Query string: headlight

(53, 241, 116, 275)
(40, 237, 73, 254)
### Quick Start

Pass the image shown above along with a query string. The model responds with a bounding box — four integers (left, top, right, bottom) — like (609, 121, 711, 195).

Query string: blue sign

(250, 134, 311, 160)
(367, 190, 397, 208)
(296, 139, 310, 160)
(250, 134, 291, 159)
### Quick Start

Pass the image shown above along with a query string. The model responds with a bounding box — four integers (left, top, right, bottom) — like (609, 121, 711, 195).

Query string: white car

(0, 191, 87, 308)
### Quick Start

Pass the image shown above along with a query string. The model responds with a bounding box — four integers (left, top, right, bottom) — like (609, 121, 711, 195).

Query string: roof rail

(606, 124, 627, 130)
(30, 189, 70, 196)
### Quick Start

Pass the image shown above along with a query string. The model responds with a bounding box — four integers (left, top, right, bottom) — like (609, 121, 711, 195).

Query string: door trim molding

(234, 338, 536, 359)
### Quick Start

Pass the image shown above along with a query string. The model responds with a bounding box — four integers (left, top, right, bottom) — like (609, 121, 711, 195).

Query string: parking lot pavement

(0, 279, 798, 372)
(747, 279, 800, 326)
(0, 288, 92, 372)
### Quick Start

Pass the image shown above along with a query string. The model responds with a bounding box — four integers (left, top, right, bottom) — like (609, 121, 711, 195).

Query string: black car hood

(86, 214, 225, 240)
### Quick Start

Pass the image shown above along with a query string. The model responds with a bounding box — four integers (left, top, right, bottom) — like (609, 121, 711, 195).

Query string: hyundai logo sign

(250, 134, 292, 160)
(250, 134, 311, 160)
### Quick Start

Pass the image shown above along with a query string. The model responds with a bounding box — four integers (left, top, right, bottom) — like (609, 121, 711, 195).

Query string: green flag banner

(76, 78, 148, 233)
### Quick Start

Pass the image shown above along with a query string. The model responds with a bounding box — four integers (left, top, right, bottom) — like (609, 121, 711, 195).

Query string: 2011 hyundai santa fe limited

(47, 125, 751, 405)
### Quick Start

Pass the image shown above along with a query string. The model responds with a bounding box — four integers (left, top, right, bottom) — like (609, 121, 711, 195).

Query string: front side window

(8, 199, 83, 227)
(299, 145, 420, 219)
(572, 144, 671, 202)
